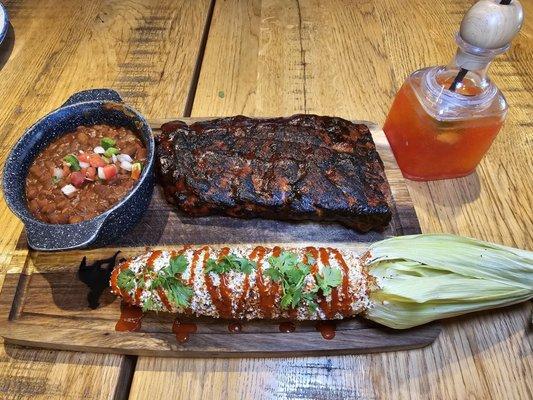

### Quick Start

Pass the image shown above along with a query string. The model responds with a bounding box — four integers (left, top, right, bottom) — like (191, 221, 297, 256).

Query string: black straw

(500, 0, 511, 4)
(448, 68, 469, 92)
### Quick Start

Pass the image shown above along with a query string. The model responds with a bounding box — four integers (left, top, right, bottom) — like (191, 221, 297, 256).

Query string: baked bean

(77, 131, 89, 144)
(25, 124, 147, 224)
(26, 188, 38, 200)
(41, 203, 55, 214)
(135, 147, 147, 160)
(29, 165, 41, 177)
(69, 215, 83, 224)
(122, 144, 137, 157)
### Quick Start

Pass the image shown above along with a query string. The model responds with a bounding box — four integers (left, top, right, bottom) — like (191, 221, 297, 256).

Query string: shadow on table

(0, 23, 14, 71)
(407, 170, 481, 207)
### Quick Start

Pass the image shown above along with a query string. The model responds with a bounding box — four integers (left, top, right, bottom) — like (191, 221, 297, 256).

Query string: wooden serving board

(0, 118, 441, 357)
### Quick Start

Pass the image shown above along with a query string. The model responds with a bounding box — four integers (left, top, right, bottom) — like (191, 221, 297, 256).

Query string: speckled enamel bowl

(0, 2, 8, 46)
(3, 89, 155, 251)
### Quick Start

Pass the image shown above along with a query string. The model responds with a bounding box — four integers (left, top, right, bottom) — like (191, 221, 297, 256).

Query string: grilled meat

(110, 245, 371, 320)
(156, 115, 391, 232)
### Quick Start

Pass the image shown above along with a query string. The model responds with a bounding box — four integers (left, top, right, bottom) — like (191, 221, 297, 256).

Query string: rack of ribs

(156, 114, 391, 232)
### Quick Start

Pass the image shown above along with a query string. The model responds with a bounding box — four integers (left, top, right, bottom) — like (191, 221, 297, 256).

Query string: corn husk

(365, 234, 533, 329)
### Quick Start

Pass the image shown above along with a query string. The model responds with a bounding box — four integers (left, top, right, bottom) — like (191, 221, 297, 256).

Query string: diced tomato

(102, 164, 118, 180)
(78, 153, 90, 163)
(89, 154, 107, 168)
(85, 166, 96, 181)
(80, 167, 87, 176)
(70, 171, 85, 188)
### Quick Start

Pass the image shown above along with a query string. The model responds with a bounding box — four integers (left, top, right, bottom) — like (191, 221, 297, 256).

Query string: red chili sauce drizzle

(228, 322, 243, 333)
(110, 261, 133, 302)
(234, 248, 255, 316)
(279, 322, 296, 333)
(157, 288, 173, 311)
(188, 247, 203, 286)
(115, 302, 143, 332)
(157, 247, 191, 312)
(146, 250, 162, 268)
(315, 321, 336, 340)
(315, 248, 335, 319)
(252, 246, 274, 318)
(204, 247, 234, 319)
(305, 246, 319, 274)
(173, 318, 197, 343)
(331, 248, 353, 316)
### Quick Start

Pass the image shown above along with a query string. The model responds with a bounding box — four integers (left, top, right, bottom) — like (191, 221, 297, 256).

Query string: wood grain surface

(131, 1, 533, 400)
(0, 0, 212, 398)
(0, 0, 531, 399)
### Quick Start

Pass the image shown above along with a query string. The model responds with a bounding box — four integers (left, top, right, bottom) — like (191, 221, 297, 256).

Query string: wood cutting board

(0, 118, 441, 357)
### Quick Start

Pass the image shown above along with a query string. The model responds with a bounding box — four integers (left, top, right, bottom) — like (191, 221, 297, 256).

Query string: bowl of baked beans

(3, 89, 155, 250)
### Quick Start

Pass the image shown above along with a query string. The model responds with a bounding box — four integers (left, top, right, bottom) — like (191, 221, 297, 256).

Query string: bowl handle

(24, 215, 106, 251)
(62, 89, 123, 107)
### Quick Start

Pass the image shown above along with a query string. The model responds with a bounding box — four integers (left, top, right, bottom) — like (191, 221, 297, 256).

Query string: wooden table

(0, 1, 531, 398)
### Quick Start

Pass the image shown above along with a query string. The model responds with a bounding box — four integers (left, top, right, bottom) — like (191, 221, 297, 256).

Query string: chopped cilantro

(205, 254, 256, 275)
(117, 269, 135, 292)
(266, 251, 313, 311)
(265, 250, 343, 311)
(316, 267, 342, 296)
(148, 254, 193, 308)
(169, 254, 188, 275)
(164, 281, 193, 308)
(142, 297, 156, 312)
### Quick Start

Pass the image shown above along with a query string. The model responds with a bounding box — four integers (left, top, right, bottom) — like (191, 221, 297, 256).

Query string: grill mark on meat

(156, 115, 391, 231)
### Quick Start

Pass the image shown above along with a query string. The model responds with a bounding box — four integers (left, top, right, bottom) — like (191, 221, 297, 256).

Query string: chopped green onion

(63, 154, 80, 171)
(365, 234, 533, 329)
(101, 137, 116, 150)
(104, 147, 119, 158)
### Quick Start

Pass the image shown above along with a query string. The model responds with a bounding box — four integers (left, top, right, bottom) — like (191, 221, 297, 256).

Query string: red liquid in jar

(383, 79, 503, 181)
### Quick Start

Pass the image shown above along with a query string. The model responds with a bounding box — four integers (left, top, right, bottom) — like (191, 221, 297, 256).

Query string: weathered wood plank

(0, 0, 212, 398)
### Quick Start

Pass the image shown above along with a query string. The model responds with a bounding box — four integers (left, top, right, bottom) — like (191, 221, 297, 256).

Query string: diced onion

(79, 161, 90, 169)
(53, 167, 64, 179)
(94, 146, 105, 154)
(61, 184, 77, 197)
(112, 155, 118, 163)
(97, 167, 106, 180)
(117, 154, 133, 163)
(120, 160, 132, 171)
